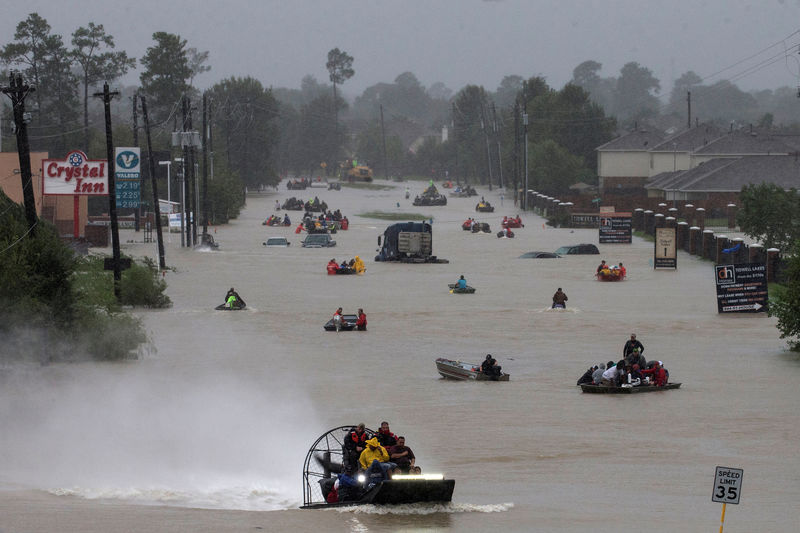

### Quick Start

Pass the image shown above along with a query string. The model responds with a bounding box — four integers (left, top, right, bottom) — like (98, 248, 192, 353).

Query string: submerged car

(302, 233, 336, 248)
(554, 243, 600, 255)
(519, 251, 561, 258)
(264, 237, 290, 247)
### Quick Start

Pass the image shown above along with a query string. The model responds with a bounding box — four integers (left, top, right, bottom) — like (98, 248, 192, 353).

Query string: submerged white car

(263, 237, 290, 247)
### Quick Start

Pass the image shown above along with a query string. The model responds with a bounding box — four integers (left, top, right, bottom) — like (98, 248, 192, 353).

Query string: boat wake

(538, 307, 580, 313)
(47, 483, 300, 511)
(333, 502, 514, 515)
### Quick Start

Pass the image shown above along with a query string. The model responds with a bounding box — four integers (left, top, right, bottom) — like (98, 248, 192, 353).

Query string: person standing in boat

(623, 333, 644, 359)
(356, 309, 367, 331)
(552, 287, 568, 308)
(343, 423, 368, 470)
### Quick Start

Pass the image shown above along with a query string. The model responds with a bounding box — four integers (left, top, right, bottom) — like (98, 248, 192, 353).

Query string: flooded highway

(1, 182, 798, 533)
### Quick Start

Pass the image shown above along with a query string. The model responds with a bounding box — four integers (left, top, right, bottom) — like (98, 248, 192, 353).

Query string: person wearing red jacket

(641, 361, 667, 386)
(356, 308, 367, 331)
(327, 259, 339, 275)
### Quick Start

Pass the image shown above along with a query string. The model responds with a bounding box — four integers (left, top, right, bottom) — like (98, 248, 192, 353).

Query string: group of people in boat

(324, 422, 421, 503)
(596, 260, 626, 278)
(327, 256, 366, 275)
(577, 334, 669, 387)
(501, 215, 523, 228)
(332, 307, 367, 330)
(263, 213, 291, 226)
(296, 211, 349, 233)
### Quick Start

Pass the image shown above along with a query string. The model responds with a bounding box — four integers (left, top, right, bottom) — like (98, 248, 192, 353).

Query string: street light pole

(158, 160, 172, 243)
(174, 157, 184, 247)
(523, 112, 529, 210)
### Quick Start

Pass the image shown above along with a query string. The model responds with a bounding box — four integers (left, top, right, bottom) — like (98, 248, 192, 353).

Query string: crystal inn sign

(42, 150, 109, 237)
(42, 150, 108, 195)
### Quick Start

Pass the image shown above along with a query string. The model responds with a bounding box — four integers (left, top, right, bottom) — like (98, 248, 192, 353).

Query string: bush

(121, 257, 172, 308)
(768, 243, 800, 351)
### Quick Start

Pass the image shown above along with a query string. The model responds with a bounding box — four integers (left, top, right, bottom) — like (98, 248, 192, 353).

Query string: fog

(0, 351, 317, 510)
(2, 0, 799, 96)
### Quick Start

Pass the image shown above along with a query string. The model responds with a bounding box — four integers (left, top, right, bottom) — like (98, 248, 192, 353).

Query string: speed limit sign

(712, 466, 743, 504)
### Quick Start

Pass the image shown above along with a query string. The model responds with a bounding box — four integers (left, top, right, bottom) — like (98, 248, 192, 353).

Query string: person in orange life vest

(618, 262, 626, 278)
(343, 423, 368, 469)
(327, 259, 339, 275)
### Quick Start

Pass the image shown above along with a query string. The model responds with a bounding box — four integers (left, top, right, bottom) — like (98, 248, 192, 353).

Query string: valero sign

(42, 150, 108, 196)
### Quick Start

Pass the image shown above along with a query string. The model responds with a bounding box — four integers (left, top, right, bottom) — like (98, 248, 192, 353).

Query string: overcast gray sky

(3, 0, 800, 99)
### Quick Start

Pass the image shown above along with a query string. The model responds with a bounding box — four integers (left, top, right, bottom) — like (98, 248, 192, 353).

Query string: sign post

(599, 213, 632, 243)
(712, 466, 743, 533)
(115, 147, 141, 209)
(654, 227, 677, 269)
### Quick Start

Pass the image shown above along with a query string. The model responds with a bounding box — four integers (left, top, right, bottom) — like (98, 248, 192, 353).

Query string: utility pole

(522, 80, 528, 210)
(132, 91, 142, 232)
(188, 102, 197, 246)
(492, 102, 503, 189)
(380, 104, 389, 179)
(140, 95, 166, 271)
(1, 73, 37, 234)
(480, 103, 493, 191)
(182, 95, 190, 248)
(452, 103, 460, 186)
(687, 91, 692, 129)
(513, 101, 519, 203)
(94, 82, 122, 300)
(202, 92, 209, 238)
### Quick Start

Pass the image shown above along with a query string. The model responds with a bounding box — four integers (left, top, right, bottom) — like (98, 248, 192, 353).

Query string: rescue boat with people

(300, 425, 455, 509)
(323, 314, 358, 331)
(596, 267, 625, 281)
(435, 357, 509, 381)
(579, 382, 681, 393)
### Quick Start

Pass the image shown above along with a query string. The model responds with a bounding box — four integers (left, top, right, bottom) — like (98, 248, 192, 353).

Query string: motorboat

(300, 425, 455, 509)
(435, 357, 509, 381)
(323, 314, 358, 331)
(579, 382, 681, 394)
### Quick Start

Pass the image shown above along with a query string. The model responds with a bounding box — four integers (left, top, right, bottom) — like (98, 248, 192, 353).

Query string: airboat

(301, 425, 455, 509)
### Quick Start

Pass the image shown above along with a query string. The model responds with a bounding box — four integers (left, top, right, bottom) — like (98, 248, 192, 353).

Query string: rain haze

(2, 0, 800, 95)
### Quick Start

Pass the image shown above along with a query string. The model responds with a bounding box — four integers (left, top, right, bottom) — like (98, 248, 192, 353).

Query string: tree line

(4, 12, 800, 209)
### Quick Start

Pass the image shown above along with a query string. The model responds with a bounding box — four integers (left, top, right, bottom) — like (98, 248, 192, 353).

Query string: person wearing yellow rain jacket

(358, 437, 390, 470)
(353, 255, 366, 274)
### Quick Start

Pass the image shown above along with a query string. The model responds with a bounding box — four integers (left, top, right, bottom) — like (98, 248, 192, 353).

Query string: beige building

(0, 151, 89, 237)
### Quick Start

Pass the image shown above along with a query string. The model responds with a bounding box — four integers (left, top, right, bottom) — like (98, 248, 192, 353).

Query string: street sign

(712, 466, 743, 504)
(599, 213, 632, 243)
(115, 179, 140, 209)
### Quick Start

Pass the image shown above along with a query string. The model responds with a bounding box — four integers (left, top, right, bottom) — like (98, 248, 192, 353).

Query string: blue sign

(115, 180, 140, 208)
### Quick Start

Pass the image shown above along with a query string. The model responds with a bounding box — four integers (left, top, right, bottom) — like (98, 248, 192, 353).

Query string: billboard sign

(715, 263, 768, 313)
(654, 227, 677, 269)
(599, 213, 632, 243)
(42, 150, 108, 196)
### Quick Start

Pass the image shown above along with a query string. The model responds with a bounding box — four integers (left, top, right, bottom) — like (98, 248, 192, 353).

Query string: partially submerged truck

(374, 222, 448, 263)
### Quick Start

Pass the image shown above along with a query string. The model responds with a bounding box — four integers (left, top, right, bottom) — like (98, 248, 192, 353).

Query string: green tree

(769, 242, 800, 351)
(614, 62, 661, 125)
(326, 47, 354, 124)
(208, 76, 280, 188)
(354, 120, 404, 176)
(452, 85, 490, 183)
(738, 183, 800, 251)
(528, 139, 590, 195)
(71, 22, 135, 151)
(1, 13, 80, 155)
(187, 47, 211, 89)
(139, 32, 191, 123)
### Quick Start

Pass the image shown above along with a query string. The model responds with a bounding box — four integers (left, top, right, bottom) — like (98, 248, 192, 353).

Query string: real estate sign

(599, 213, 632, 243)
(654, 227, 677, 269)
(714, 263, 768, 313)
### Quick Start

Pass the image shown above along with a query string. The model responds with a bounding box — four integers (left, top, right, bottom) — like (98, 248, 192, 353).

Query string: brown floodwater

(1, 182, 798, 533)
